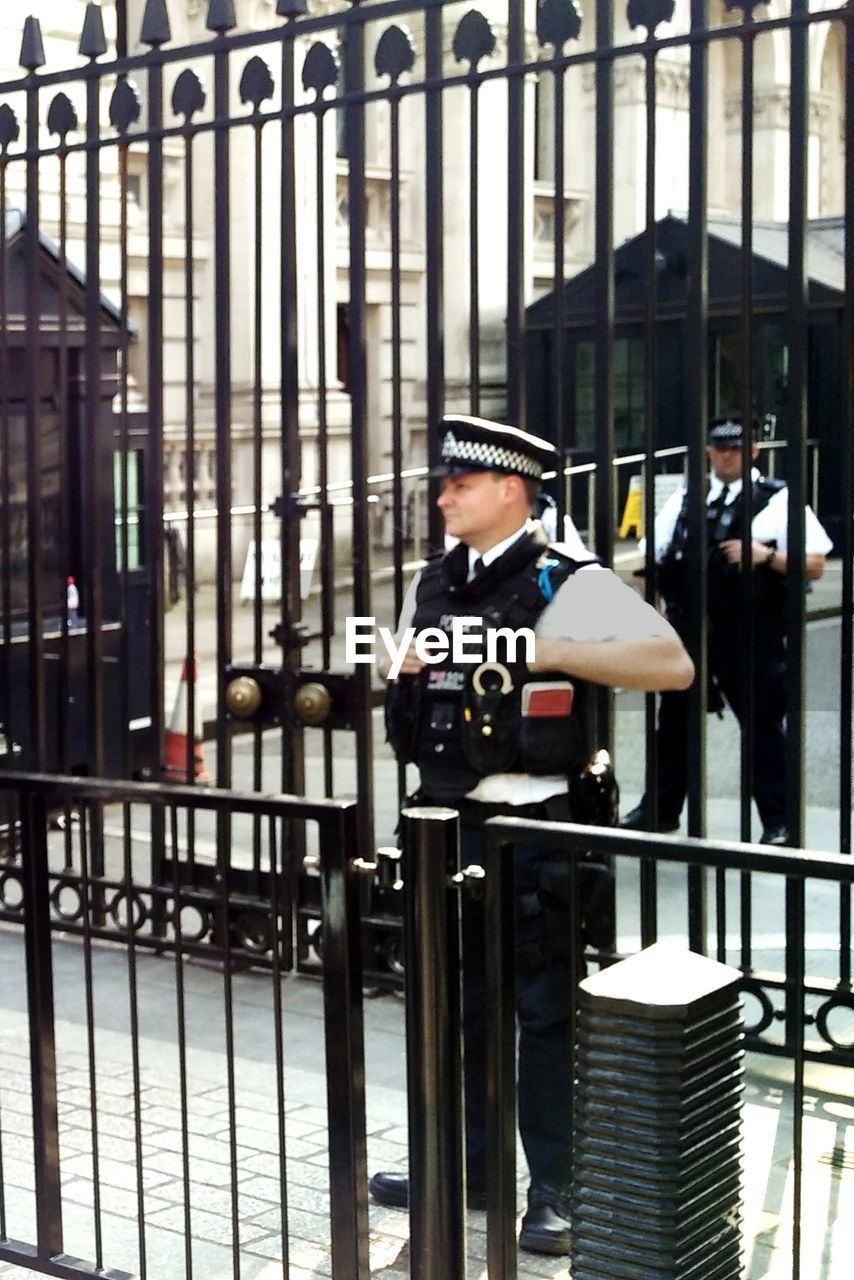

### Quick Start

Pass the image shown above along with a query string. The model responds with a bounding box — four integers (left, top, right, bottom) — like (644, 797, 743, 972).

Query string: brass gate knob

(294, 681, 332, 726)
(225, 675, 263, 718)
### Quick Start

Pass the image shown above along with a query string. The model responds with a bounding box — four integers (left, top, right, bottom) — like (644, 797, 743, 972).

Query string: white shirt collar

(467, 523, 529, 578)
(707, 466, 760, 503)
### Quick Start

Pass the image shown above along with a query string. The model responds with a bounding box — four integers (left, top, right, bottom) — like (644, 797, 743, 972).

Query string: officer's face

(437, 471, 521, 549)
(707, 441, 760, 483)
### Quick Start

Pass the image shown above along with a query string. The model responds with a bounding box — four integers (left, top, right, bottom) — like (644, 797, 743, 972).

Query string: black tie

(707, 484, 730, 539)
(473, 556, 485, 577)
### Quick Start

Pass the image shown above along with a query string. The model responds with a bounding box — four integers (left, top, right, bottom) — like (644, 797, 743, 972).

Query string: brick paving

(0, 924, 852, 1280)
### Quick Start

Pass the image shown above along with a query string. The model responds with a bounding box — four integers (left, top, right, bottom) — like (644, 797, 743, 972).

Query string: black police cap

(708, 414, 759, 447)
(433, 414, 556, 481)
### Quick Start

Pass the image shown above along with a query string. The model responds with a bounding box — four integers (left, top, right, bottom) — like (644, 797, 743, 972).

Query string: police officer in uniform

(369, 414, 694, 1255)
(620, 414, 832, 845)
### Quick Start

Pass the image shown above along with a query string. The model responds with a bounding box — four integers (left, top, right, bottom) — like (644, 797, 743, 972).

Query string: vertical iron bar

(388, 79, 408, 803)
(78, 803, 104, 1268)
(552, 63, 567, 528)
(313, 96, 334, 797)
(20, 789, 62, 1259)
(24, 65, 46, 767)
(738, 26, 756, 849)
(736, 22, 758, 978)
(401, 807, 465, 1280)
(0, 160, 10, 744)
(785, 0, 809, 1069)
(215, 805, 241, 1275)
(343, 12, 375, 857)
(210, 39, 243, 1250)
(117, 135, 132, 779)
(168, 802, 194, 1280)
(147, 50, 166, 786)
(788, 874, 806, 1279)
(267, 815, 290, 1275)
(684, 0, 710, 954)
(182, 114, 198, 812)
(506, 0, 526, 427)
(388, 83, 405, 621)
(115, 1, 128, 60)
(253, 116, 266, 672)
(213, 40, 233, 790)
(640, 40, 659, 946)
(839, 13, 854, 987)
(785, 0, 809, 851)
(84, 57, 105, 779)
(56, 144, 73, 776)
(593, 0, 615, 751)
(468, 78, 481, 415)
(483, 829, 517, 1280)
(425, 4, 445, 547)
(121, 803, 147, 1275)
(278, 20, 305, 801)
(319, 806, 369, 1279)
(251, 115, 266, 859)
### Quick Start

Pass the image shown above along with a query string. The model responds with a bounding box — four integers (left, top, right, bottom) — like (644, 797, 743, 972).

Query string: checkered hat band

(711, 423, 742, 442)
(442, 434, 542, 478)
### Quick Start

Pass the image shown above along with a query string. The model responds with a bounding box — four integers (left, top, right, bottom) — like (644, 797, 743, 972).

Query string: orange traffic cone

(164, 654, 212, 783)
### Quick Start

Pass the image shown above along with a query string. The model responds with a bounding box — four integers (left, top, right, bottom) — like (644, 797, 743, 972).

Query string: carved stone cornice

(727, 87, 833, 133)
(581, 58, 689, 110)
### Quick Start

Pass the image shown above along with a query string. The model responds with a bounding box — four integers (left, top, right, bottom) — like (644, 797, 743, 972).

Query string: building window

(574, 337, 646, 450)
(114, 449, 145, 571)
(3, 407, 63, 619)
(534, 75, 554, 183)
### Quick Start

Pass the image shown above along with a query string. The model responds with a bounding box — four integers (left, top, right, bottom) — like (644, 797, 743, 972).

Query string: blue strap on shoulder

(537, 557, 562, 602)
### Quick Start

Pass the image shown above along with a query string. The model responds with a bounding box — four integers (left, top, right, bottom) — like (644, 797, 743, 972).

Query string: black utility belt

(417, 791, 572, 828)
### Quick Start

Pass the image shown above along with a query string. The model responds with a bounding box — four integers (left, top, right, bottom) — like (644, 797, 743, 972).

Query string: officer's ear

(502, 472, 529, 507)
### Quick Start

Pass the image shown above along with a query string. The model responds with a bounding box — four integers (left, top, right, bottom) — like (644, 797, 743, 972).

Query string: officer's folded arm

(529, 632, 695, 692)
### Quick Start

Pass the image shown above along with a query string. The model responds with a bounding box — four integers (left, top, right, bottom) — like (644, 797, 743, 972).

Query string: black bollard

(571, 941, 744, 1280)
(401, 806, 466, 1280)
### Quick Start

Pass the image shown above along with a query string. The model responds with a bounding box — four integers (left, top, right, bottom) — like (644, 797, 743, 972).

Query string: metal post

(483, 827, 517, 1280)
(401, 806, 465, 1280)
(320, 805, 370, 1279)
(20, 789, 63, 1259)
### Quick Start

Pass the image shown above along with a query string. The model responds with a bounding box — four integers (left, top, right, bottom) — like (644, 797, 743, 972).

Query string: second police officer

(620, 413, 832, 844)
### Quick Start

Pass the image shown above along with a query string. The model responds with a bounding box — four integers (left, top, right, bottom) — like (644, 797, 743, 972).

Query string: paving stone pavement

(0, 923, 853, 1280)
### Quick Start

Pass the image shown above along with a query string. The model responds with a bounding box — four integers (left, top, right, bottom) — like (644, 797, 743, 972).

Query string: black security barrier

(475, 812, 854, 1280)
(573, 944, 744, 1280)
(399, 806, 466, 1280)
(0, 771, 369, 1280)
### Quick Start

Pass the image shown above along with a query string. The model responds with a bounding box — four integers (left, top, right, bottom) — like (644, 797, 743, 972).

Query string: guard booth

(0, 211, 156, 780)
(525, 213, 846, 545)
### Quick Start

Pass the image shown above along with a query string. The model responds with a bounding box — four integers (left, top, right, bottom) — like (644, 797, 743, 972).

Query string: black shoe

(368, 1171, 487, 1211)
(760, 824, 790, 846)
(619, 802, 679, 834)
(518, 1182, 572, 1256)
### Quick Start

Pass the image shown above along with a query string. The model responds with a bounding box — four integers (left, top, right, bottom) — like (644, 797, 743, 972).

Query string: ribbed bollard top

(578, 940, 743, 1016)
(571, 943, 745, 1280)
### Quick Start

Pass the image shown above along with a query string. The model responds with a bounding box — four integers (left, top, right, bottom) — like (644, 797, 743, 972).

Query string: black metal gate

(0, 0, 852, 1272)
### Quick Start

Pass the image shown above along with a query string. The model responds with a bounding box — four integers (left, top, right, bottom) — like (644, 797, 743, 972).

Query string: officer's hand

(719, 539, 769, 568)
(380, 638, 427, 680)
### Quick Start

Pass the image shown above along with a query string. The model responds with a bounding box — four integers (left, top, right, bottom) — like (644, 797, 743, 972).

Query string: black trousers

(457, 818, 580, 1194)
(655, 613, 787, 828)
